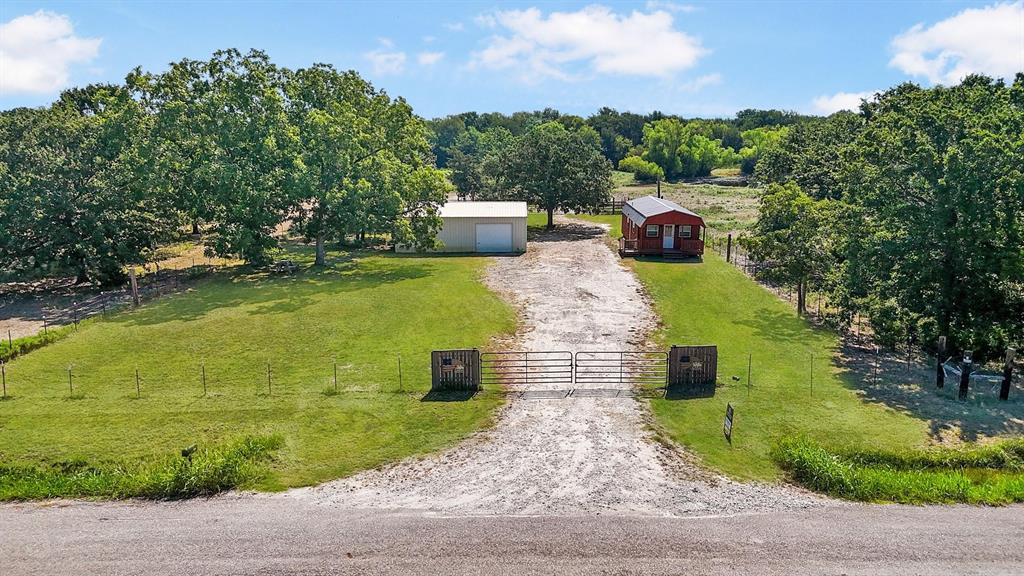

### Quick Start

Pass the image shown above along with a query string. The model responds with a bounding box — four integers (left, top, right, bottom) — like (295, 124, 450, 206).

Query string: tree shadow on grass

(421, 389, 476, 402)
(835, 339, 1024, 443)
(110, 251, 435, 327)
(664, 384, 716, 400)
(733, 307, 831, 345)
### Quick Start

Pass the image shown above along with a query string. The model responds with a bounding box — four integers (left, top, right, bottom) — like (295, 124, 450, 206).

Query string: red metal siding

(620, 210, 705, 256)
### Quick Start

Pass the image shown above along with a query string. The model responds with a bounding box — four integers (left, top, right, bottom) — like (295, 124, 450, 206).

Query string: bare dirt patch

(292, 217, 823, 516)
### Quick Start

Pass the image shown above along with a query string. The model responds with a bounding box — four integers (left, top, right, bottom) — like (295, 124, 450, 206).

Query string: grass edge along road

(774, 437, 1024, 504)
(570, 215, 929, 478)
(0, 247, 515, 499)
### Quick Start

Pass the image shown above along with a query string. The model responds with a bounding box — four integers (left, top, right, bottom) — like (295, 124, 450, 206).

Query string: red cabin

(618, 196, 706, 258)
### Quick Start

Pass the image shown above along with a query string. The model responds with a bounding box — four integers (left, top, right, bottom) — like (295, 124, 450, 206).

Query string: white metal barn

(397, 201, 528, 253)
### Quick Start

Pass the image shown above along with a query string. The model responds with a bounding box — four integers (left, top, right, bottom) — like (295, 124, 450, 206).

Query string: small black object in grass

(181, 444, 197, 461)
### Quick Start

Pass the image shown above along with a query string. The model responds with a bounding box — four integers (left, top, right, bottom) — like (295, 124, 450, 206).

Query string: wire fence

(0, 351, 437, 402)
(1, 258, 243, 355)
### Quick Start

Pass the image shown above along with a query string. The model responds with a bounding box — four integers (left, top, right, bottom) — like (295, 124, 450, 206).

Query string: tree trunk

(796, 279, 806, 315)
(191, 220, 200, 236)
(314, 233, 326, 266)
(546, 207, 554, 229)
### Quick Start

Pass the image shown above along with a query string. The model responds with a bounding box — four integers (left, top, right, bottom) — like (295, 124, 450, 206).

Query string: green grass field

(571, 214, 930, 481)
(612, 174, 760, 234)
(0, 245, 514, 494)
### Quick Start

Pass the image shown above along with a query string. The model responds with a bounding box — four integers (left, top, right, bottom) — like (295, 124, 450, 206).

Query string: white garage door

(475, 223, 513, 252)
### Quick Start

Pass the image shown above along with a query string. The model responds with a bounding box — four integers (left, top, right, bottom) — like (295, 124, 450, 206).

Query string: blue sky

(1, 1, 1022, 118)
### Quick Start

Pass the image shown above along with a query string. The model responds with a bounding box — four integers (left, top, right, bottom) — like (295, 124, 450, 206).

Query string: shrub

(772, 437, 1024, 504)
(618, 156, 664, 183)
(0, 435, 282, 501)
(0, 323, 78, 363)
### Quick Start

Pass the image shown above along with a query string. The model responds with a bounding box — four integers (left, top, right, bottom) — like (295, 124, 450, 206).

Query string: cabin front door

(662, 225, 675, 249)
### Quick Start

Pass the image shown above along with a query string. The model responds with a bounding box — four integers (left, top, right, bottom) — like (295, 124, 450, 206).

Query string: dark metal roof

(622, 195, 703, 227)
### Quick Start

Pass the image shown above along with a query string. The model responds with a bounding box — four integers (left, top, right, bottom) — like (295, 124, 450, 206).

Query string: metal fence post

(959, 351, 972, 400)
(1000, 348, 1016, 401)
(936, 336, 946, 388)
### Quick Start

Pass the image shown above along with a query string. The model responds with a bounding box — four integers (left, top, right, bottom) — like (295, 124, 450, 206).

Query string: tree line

(1, 49, 614, 285)
(1, 49, 452, 283)
(429, 107, 811, 186)
(745, 74, 1024, 360)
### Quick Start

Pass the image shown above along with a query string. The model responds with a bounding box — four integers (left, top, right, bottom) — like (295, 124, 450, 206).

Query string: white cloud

(470, 5, 707, 81)
(444, 22, 465, 32)
(0, 10, 101, 95)
(364, 39, 406, 75)
(417, 51, 445, 66)
(677, 73, 721, 92)
(811, 90, 876, 114)
(645, 1, 698, 13)
(422, 35, 436, 44)
(474, 14, 497, 28)
(889, 1, 1024, 84)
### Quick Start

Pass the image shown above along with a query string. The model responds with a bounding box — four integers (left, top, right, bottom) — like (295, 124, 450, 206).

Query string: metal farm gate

(573, 351, 668, 388)
(480, 351, 574, 389)
(431, 346, 717, 394)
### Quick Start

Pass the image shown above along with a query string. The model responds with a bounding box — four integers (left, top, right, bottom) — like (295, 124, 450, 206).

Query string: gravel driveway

(294, 218, 821, 516)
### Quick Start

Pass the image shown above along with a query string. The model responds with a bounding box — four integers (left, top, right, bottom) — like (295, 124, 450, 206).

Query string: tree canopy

(748, 74, 1024, 358)
(502, 122, 613, 228)
(1, 49, 449, 283)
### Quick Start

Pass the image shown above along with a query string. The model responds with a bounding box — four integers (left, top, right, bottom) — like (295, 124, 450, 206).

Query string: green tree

(285, 64, 449, 264)
(0, 86, 175, 285)
(502, 122, 613, 228)
(618, 155, 664, 183)
(642, 118, 738, 179)
(846, 76, 1024, 355)
(131, 49, 297, 265)
(745, 182, 830, 315)
(447, 127, 515, 200)
(753, 112, 861, 198)
(738, 126, 788, 175)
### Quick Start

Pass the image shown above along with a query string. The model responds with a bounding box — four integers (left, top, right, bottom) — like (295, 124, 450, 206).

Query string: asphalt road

(3, 497, 1022, 575)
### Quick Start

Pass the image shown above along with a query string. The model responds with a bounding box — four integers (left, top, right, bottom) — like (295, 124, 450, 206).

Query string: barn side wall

(397, 216, 527, 253)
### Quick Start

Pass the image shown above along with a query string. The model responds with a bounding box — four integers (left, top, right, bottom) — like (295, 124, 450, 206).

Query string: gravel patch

(291, 217, 825, 516)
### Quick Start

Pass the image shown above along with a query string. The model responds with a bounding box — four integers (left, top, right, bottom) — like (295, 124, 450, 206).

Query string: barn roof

(439, 201, 528, 219)
(623, 195, 702, 227)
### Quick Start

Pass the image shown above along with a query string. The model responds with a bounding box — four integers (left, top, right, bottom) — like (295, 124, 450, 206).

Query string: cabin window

(645, 224, 659, 237)
(679, 225, 692, 239)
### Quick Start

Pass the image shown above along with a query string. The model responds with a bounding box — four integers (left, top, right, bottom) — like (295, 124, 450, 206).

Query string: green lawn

(0, 245, 514, 493)
(570, 215, 930, 481)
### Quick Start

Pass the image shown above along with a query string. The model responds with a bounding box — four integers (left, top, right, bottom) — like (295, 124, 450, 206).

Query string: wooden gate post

(1000, 348, 1016, 401)
(959, 351, 972, 400)
(129, 268, 140, 307)
(668, 345, 718, 397)
(431, 349, 481, 392)
(726, 234, 733, 263)
(935, 336, 946, 389)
